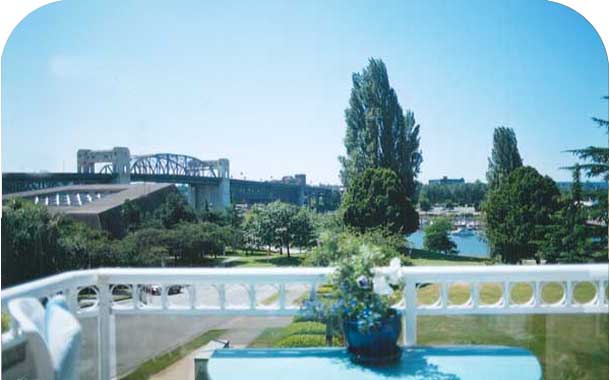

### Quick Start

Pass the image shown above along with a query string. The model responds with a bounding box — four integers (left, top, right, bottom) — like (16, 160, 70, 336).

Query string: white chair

(8, 296, 82, 380)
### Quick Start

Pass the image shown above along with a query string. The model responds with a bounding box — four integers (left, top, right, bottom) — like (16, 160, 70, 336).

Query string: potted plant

(302, 245, 404, 362)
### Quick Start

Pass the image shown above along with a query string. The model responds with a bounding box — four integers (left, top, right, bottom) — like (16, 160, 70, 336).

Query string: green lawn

(120, 329, 226, 380)
(408, 248, 488, 266)
(215, 250, 305, 268)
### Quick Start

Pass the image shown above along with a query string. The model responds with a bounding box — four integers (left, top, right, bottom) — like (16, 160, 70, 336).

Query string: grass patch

(409, 249, 487, 266)
(120, 329, 225, 380)
(218, 251, 305, 268)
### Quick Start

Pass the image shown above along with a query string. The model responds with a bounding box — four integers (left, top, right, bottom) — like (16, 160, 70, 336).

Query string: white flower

(389, 257, 401, 268)
(373, 274, 393, 296)
(387, 257, 402, 285)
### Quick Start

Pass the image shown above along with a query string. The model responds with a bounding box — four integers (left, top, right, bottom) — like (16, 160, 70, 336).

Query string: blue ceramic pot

(343, 311, 401, 358)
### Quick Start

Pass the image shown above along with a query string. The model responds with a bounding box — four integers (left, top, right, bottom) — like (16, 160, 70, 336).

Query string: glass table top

(207, 346, 542, 380)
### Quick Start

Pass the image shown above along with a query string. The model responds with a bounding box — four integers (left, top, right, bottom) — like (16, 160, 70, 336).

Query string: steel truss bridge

(99, 153, 225, 178)
(3, 152, 341, 210)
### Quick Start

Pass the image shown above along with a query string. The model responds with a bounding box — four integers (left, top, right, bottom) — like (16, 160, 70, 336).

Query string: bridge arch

(99, 153, 225, 178)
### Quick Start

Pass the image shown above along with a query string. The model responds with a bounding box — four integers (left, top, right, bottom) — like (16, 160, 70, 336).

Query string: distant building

(428, 176, 465, 185)
(271, 174, 307, 186)
(2, 183, 177, 237)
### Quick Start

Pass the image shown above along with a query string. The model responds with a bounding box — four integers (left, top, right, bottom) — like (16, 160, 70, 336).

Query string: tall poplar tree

(486, 127, 523, 188)
(339, 58, 422, 199)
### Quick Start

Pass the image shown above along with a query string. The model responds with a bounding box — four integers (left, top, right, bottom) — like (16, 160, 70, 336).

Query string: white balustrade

(1, 264, 608, 380)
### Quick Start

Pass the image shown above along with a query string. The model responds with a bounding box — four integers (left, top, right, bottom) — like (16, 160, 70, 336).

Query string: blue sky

(2, 0, 608, 185)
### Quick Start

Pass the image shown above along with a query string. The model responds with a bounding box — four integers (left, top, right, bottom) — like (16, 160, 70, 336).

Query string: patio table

(206, 346, 542, 380)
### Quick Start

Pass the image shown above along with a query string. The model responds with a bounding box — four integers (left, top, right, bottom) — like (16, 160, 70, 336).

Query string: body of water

(407, 229, 490, 258)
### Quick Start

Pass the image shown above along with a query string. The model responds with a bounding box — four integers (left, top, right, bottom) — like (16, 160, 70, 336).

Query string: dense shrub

(275, 334, 327, 348)
(423, 217, 457, 254)
(282, 322, 327, 336)
(303, 229, 406, 267)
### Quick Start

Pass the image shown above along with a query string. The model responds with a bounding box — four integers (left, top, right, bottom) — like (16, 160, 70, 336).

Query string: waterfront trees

(484, 166, 560, 263)
(339, 58, 422, 199)
(423, 217, 457, 254)
(419, 181, 488, 209)
(242, 201, 316, 256)
(486, 127, 523, 189)
(342, 168, 418, 234)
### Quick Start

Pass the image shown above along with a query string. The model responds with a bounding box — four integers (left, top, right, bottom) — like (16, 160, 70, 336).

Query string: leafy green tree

(57, 217, 113, 268)
(486, 127, 523, 189)
(339, 58, 422, 198)
(242, 202, 316, 257)
(484, 166, 560, 263)
(292, 208, 317, 251)
(342, 168, 419, 234)
(264, 202, 315, 256)
(564, 97, 608, 253)
(2, 199, 64, 286)
(121, 199, 142, 233)
(418, 195, 432, 212)
(542, 165, 600, 263)
(154, 192, 197, 228)
(243, 203, 274, 252)
(419, 181, 488, 209)
(566, 98, 608, 181)
(423, 218, 457, 254)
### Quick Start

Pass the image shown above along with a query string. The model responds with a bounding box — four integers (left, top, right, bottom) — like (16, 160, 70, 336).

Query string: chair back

(8, 296, 82, 380)
(8, 298, 54, 380)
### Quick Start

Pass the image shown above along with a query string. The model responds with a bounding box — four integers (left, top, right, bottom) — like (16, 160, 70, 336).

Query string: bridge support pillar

(296, 174, 306, 206)
(189, 182, 230, 211)
(188, 159, 231, 212)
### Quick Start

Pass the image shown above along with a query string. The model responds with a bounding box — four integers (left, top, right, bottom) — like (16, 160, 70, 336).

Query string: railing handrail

(1, 264, 608, 380)
(3, 263, 605, 294)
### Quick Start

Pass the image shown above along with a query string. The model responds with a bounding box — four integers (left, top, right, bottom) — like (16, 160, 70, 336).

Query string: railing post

(218, 285, 226, 311)
(97, 275, 115, 380)
(278, 283, 286, 310)
(403, 279, 417, 346)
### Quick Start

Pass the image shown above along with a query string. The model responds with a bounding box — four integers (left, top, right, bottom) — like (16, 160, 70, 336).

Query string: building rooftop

(3, 183, 176, 236)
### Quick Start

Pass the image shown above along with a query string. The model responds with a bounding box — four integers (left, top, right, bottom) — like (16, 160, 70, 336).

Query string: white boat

(451, 227, 475, 236)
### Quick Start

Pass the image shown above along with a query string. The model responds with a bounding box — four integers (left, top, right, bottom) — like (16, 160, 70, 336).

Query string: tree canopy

(419, 181, 488, 209)
(339, 58, 422, 199)
(242, 201, 316, 256)
(486, 127, 523, 189)
(342, 168, 419, 234)
(484, 166, 560, 263)
(423, 217, 457, 254)
(541, 165, 603, 263)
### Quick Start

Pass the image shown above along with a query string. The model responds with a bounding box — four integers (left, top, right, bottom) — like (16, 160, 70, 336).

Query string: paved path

(78, 284, 308, 380)
(149, 316, 292, 380)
